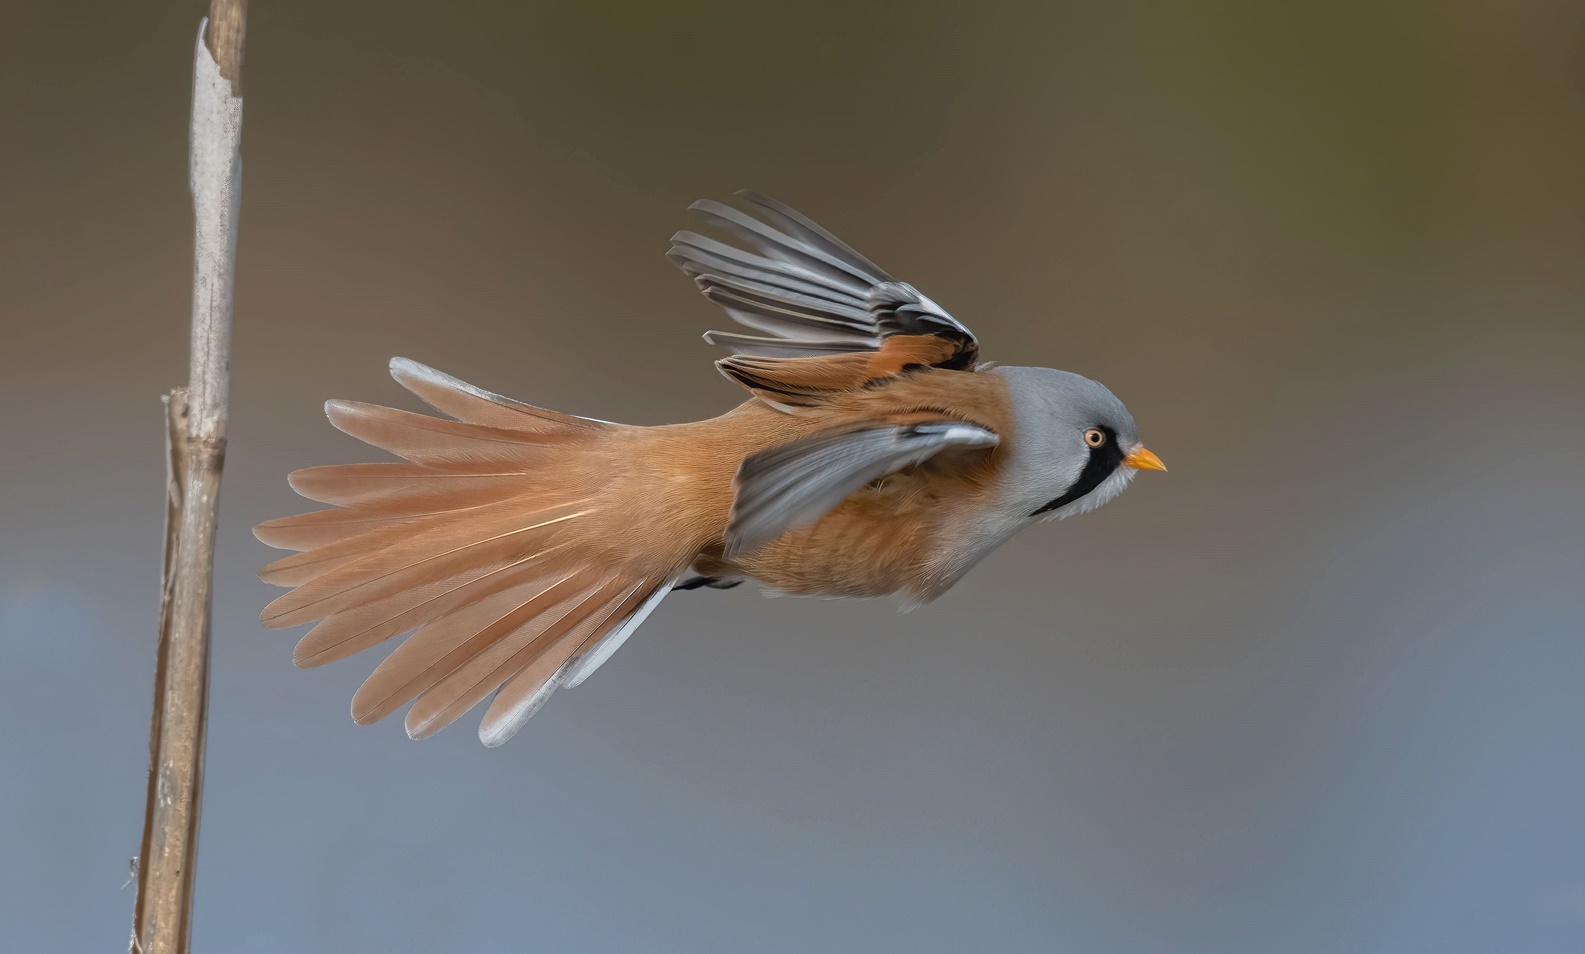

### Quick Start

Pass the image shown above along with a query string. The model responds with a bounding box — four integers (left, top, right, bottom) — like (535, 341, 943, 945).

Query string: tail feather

(286, 462, 535, 512)
(260, 546, 359, 588)
(291, 555, 554, 668)
(404, 577, 644, 741)
(477, 638, 585, 746)
(259, 508, 467, 586)
(289, 549, 561, 668)
(325, 400, 575, 468)
(253, 508, 424, 552)
(389, 357, 606, 433)
(258, 359, 706, 745)
(477, 579, 657, 746)
(353, 574, 589, 725)
(558, 579, 675, 689)
(259, 501, 590, 628)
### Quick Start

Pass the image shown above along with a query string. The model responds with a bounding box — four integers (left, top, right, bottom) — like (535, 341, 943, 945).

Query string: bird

(255, 191, 1166, 747)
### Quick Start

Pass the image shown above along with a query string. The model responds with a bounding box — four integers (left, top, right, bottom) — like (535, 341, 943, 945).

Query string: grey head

(988, 365, 1165, 526)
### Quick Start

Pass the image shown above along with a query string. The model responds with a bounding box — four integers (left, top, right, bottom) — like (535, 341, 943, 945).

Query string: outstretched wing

(668, 192, 980, 397)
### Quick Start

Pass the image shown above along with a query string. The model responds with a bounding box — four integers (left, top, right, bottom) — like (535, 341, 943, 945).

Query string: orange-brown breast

(630, 367, 1017, 599)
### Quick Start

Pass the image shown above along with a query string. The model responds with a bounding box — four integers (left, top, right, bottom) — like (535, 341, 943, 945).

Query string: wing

(723, 420, 1000, 558)
(668, 192, 980, 395)
(710, 334, 968, 409)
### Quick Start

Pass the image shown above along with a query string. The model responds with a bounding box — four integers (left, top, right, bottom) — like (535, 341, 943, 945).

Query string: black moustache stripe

(1030, 426, 1125, 516)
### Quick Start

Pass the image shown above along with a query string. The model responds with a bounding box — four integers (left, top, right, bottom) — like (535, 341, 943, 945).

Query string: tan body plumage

(714, 364, 1015, 599)
(258, 193, 1161, 746)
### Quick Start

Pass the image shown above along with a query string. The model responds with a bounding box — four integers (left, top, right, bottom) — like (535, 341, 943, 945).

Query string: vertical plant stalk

(132, 6, 246, 953)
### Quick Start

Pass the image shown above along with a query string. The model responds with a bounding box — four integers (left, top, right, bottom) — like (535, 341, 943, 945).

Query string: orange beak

(1124, 446, 1167, 472)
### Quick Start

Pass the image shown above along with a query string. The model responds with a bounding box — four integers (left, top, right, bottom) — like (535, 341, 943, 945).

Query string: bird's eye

(1084, 428, 1106, 448)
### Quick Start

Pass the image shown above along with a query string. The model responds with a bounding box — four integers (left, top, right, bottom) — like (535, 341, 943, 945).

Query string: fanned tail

(256, 359, 694, 746)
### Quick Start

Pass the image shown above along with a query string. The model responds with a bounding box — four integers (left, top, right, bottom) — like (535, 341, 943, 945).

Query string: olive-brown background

(2, 2, 1581, 951)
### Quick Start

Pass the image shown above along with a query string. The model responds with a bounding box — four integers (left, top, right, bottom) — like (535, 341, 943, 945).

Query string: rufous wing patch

(716, 335, 969, 408)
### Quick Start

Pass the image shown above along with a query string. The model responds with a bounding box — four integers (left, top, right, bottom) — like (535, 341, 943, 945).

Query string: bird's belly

(725, 498, 983, 602)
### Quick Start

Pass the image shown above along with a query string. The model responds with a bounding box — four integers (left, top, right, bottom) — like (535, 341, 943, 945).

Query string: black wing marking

(669, 191, 979, 367)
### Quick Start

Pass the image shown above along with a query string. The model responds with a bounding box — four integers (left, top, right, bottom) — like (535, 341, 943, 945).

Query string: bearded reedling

(256, 192, 1166, 746)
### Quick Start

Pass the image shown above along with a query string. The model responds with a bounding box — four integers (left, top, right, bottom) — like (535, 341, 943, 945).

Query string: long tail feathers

(256, 359, 685, 745)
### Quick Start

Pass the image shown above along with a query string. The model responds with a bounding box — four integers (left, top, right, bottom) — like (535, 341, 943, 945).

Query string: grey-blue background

(2, 1, 1582, 951)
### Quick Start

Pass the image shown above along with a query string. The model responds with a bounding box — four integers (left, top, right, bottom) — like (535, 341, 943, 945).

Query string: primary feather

(669, 191, 978, 367)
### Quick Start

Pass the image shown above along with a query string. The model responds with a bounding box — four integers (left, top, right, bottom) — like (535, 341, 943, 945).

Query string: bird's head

(990, 365, 1166, 524)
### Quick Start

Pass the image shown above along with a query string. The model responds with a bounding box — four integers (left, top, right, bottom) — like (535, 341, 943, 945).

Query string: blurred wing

(723, 420, 999, 558)
(668, 191, 979, 377)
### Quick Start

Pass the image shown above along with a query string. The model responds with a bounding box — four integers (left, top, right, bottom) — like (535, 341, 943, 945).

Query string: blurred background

(2, 1, 1582, 951)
